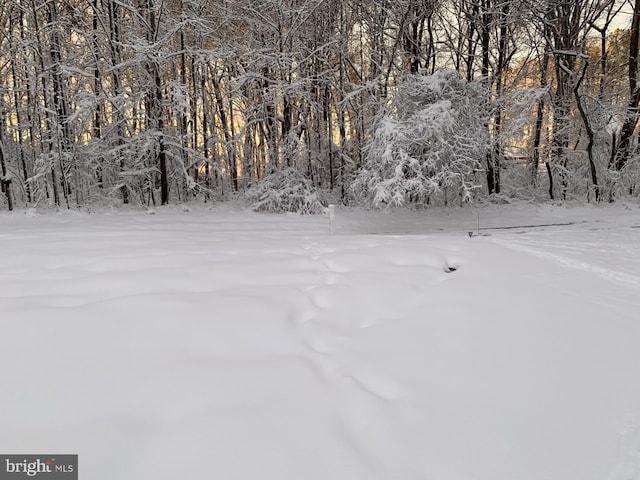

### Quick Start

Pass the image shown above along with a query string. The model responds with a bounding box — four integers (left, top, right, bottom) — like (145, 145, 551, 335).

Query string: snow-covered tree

(351, 70, 488, 208)
(245, 168, 325, 214)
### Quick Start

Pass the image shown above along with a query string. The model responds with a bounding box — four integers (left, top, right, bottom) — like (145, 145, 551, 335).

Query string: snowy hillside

(1, 204, 639, 480)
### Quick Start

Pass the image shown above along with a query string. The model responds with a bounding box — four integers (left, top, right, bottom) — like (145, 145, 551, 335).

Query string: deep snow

(1, 203, 639, 480)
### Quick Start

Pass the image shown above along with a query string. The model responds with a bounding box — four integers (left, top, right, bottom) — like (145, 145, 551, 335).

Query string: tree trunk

(211, 68, 237, 190)
(155, 66, 169, 205)
(143, 0, 169, 204)
(0, 121, 14, 211)
(107, 0, 128, 204)
(573, 57, 600, 201)
(612, 0, 640, 171)
(31, 0, 59, 206)
(532, 49, 550, 186)
(9, 6, 31, 205)
(92, 0, 103, 190)
(47, 0, 71, 209)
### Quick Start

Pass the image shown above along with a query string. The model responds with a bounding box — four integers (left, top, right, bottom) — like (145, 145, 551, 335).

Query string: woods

(0, 0, 639, 211)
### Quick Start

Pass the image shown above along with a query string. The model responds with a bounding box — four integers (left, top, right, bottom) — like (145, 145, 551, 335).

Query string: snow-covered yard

(1, 204, 639, 480)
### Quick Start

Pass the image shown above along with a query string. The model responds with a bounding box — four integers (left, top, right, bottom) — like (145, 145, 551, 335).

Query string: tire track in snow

(488, 236, 640, 289)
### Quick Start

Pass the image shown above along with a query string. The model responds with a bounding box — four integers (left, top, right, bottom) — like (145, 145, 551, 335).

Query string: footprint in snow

(347, 367, 408, 401)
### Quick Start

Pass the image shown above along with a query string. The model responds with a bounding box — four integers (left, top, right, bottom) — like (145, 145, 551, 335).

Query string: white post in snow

(328, 204, 335, 235)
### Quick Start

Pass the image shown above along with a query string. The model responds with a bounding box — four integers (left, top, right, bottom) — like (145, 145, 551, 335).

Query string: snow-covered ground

(1, 203, 640, 480)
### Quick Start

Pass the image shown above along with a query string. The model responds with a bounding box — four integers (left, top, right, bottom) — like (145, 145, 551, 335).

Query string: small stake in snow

(328, 204, 335, 235)
(469, 212, 480, 238)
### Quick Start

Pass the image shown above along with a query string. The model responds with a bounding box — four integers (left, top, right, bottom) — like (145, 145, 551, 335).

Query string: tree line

(0, 0, 638, 211)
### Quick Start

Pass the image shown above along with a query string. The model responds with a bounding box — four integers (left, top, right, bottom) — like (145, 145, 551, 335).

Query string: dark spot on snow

(444, 266, 458, 273)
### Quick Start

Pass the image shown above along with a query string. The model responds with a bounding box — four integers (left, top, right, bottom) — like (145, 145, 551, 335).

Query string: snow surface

(1, 203, 640, 480)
